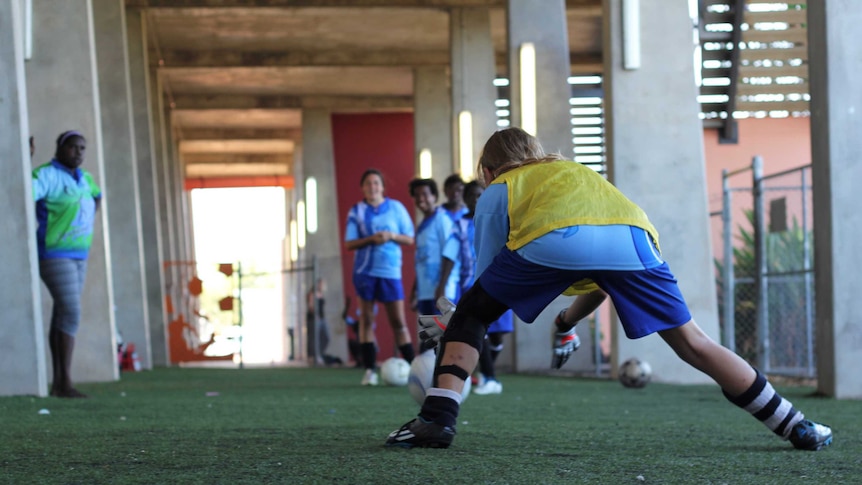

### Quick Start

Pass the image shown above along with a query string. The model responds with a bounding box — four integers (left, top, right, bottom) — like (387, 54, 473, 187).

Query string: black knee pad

(440, 280, 508, 350)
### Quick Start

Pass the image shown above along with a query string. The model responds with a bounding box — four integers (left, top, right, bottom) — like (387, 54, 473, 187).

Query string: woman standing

(32, 130, 102, 398)
(345, 169, 415, 386)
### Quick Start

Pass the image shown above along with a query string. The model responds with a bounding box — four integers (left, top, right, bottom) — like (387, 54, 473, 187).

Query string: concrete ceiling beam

(169, 94, 414, 110)
(129, 0, 599, 9)
(153, 49, 601, 72)
(185, 163, 290, 177)
(153, 49, 450, 68)
(181, 153, 292, 164)
(179, 127, 302, 140)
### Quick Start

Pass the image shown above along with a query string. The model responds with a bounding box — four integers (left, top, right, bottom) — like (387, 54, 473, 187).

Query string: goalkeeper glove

(552, 309, 581, 369)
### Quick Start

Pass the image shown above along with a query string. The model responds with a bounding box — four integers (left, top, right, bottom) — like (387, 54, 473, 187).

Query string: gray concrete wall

(93, 0, 151, 369)
(507, 0, 573, 154)
(504, 0, 578, 372)
(413, 67, 452, 184)
(126, 8, 168, 367)
(808, 2, 862, 399)
(0, 0, 48, 396)
(603, 0, 715, 384)
(301, 109, 347, 364)
(27, 0, 117, 383)
(451, 7, 497, 181)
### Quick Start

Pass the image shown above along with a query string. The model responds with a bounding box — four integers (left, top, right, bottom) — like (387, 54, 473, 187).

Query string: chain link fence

(712, 157, 815, 377)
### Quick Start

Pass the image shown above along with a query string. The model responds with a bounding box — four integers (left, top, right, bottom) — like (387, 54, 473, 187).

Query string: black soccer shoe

(385, 418, 456, 449)
(788, 419, 833, 451)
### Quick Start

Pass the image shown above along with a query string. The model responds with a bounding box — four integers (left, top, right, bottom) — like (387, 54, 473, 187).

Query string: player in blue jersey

(441, 174, 468, 222)
(32, 130, 102, 398)
(408, 178, 460, 317)
(345, 169, 416, 386)
(456, 181, 516, 396)
(386, 127, 832, 451)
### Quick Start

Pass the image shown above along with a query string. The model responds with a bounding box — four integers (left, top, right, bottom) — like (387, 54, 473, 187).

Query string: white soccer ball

(618, 357, 652, 388)
(381, 357, 411, 386)
(407, 350, 470, 405)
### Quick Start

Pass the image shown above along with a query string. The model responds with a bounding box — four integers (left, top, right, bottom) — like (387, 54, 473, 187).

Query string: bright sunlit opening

(190, 187, 286, 365)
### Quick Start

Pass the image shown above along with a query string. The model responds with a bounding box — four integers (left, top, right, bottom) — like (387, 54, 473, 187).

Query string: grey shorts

(39, 258, 88, 336)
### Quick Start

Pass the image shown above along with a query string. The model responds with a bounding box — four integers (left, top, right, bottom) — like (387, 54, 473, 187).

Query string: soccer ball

(407, 350, 470, 405)
(380, 357, 411, 386)
(618, 358, 652, 388)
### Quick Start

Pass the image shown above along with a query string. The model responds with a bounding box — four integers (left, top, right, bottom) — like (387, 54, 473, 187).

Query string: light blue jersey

(415, 207, 460, 301)
(474, 183, 662, 276)
(345, 198, 415, 279)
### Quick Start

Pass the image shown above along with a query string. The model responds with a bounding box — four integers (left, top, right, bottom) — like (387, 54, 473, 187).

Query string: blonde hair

(477, 127, 563, 184)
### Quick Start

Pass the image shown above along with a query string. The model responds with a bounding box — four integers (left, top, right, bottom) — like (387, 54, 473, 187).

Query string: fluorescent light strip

(419, 149, 432, 179)
(305, 177, 318, 234)
(520, 43, 537, 135)
(458, 111, 474, 180)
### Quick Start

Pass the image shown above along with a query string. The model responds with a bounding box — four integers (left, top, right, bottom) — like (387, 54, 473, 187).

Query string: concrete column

(0, 0, 48, 396)
(808, 3, 862, 399)
(505, 0, 576, 372)
(507, 0, 572, 154)
(27, 0, 117, 383)
(451, 7, 497, 181)
(413, 67, 452, 184)
(168, 120, 187, 266)
(126, 8, 168, 367)
(92, 0, 151, 369)
(284, 160, 303, 361)
(301, 109, 347, 363)
(603, 0, 715, 384)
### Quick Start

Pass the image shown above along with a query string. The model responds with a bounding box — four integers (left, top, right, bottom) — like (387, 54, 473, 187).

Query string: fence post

(721, 169, 735, 352)
(752, 156, 769, 372)
(801, 167, 815, 376)
(311, 254, 320, 368)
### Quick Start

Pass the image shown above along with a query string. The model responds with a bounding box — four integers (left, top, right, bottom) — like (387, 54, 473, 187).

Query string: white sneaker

(361, 369, 379, 386)
(473, 379, 502, 395)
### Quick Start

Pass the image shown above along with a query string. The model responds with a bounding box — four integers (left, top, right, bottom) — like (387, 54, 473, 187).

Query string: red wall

(332, 113, 417, 361)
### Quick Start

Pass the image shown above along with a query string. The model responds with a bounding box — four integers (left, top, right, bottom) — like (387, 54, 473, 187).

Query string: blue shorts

(479, 249, 691, 339)
(416, 299, 438, 315)
(353, 274, 404, 303)
(488, 310, 514, 334)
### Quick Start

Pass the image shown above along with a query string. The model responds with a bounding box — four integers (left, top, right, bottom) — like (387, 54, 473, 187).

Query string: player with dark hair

(408, 178, 460, 316)
(32, 130, 102, 398)
(385, 127, 832, 451)
(441, 173, 467, 221)
(345, 169, 415, 385)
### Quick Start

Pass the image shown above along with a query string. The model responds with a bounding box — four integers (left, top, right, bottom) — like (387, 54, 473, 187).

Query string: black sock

(360, 342, 376, 370)
(478, 339, 495, 380)
(723, 369, 804, 438)
(398, 343, 415, 363)
(419, 394, 460, 428)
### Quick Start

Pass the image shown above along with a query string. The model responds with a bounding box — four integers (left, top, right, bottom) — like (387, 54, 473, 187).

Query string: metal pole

(721, 169, 735, 352)
(801, 167, 814, 376)
(237, 261, 244, 369)
(311, 254, 320, 367)
(593, 309, 602, 377)
(752, 156, 769, 371)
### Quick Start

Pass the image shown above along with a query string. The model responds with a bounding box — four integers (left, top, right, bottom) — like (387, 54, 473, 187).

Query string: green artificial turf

(0, 367, 859, 484)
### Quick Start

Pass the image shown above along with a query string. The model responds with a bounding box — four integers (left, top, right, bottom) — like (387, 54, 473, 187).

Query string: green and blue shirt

(32, 160, 101, 260)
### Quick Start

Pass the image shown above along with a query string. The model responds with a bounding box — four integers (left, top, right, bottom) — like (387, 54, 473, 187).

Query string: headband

(57, 130, 84, 147)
